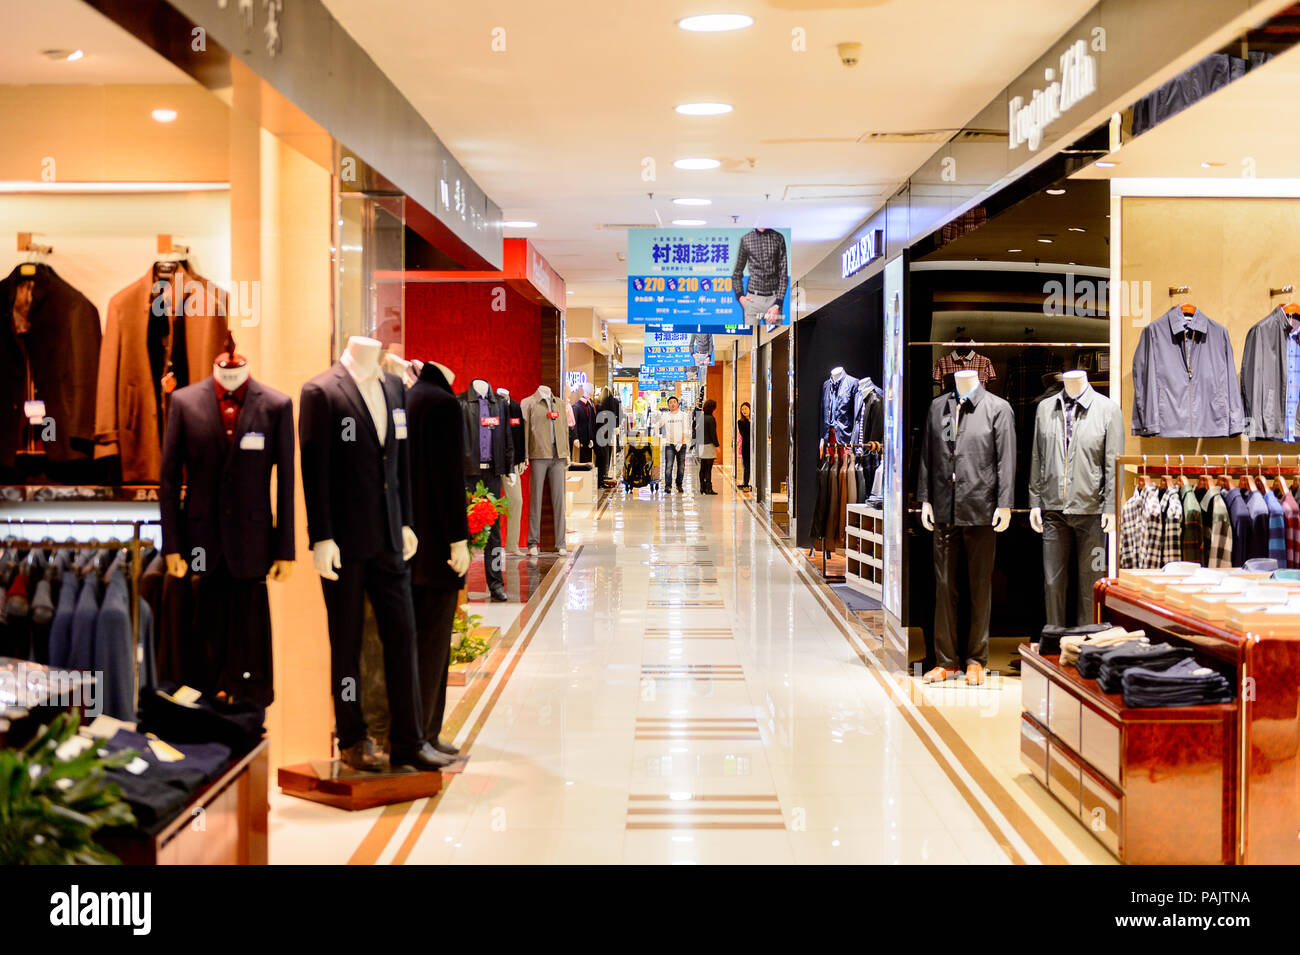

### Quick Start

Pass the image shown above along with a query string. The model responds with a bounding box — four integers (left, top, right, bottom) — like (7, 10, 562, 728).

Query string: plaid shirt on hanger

(1160, 486, 1184, 567)
(1282, 486, 1300, 568)
(1202, 486, 1234, 568)
(1180, 484, 1204, 564)
(932, 351, 996, 388)
(1120, 489, 1145, 569)
(1141, 484, 1164, 569)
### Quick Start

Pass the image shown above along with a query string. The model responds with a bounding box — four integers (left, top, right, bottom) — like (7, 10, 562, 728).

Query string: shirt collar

(1166, 306, 1207, 337)
(340, 349, 381, 386)
(954, 383, 983, 408)
(213, 377, 250, 403)
(1056, 385, 1095, 410)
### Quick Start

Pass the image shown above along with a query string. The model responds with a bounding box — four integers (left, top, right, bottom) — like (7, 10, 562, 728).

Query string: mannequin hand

(313, 540, 342, 581)
(1100, 513, 1116, 535)
(920, 502, 934, 531)
(992, 507, 1012, 533)
(1029, 507, 1043, 534)
(448, 539, 470, 577)
(401, 526, 419, 561)
(269, 559, 294, 582)
(507, 472, 518, 487)
(164, 553, 188, 578)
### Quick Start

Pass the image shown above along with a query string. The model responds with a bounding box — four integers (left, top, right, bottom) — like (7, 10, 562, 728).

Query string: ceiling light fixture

(675, 102, 733, 116)
(674, 157, 720, 170)
(40, 48, 83, 61)
(1096, 160, 1118, 168)
(672, 219, 706, 226)
(1007, 248, 1022, 253)
(1045, 188, 1066, 196)
(1068, 227, 1086, 232)
(673, 197, 712, 206)
(677, 14, 754, 32)
(151, 108, 178, 123)
(502, 219, 538, 228)
(1201, 161, 1227, 168)
(1037, 238, 1053, 244)
(66, 49, 84, 61)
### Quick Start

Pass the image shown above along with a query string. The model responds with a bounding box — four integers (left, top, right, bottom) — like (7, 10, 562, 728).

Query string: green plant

(450, 612, 491, 665)
(0, 711, 139, 865)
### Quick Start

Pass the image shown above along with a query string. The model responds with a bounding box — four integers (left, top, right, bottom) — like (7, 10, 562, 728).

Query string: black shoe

(389, 742, 457, 772)
(339, 739, 385, 773)
(489, 586, 509, 602)
(432, 739, 460, 756)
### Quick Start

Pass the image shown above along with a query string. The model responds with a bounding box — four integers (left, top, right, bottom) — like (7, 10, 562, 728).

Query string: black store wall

(794, 272, 884, 548)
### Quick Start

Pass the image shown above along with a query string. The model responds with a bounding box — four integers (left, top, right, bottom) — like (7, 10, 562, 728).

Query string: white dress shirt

(340, 349, 388, 445)
(658, 409, 690, 447)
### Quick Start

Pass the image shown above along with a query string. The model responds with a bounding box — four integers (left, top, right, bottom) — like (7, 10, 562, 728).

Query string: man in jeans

(658, 396, 690, 492)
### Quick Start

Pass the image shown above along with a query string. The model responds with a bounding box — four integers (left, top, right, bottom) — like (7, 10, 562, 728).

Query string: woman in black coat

(697, 398, 719, 495)
(736, 401, 752, 490)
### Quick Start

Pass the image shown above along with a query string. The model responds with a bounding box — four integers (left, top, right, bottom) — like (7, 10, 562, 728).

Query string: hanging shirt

(1282, 486, 1300, 568)
(932, 350, 996, 389)
(1198, 486, 1234, 568)
(1180, 484, 1204, 564)
(1160, 486, 1183, 567)
(1223, 487, 1253, 567)
(1287, 324, 1300, 443)
(1119, 489, 1145, 569)
(1264, 486, 1287, 565)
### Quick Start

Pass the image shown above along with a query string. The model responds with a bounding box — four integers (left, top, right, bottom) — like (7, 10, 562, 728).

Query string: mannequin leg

(1041, 510, 1072, 627)
(504, 471, 524, 553)
(364, 551, 423, 758)
(1072, 513, 1105, 625)
(528, 460, 545, 548)
(932, 524, 961, 669)
(548, 458, 567, 550)
(412, 583, 459, 743)
(964, 525, 997, 667)
(320, 558, 369, 749)
(478, 472, 506, 597)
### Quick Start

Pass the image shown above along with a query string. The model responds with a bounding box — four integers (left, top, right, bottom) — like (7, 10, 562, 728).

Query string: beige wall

(1120, 195, 1300, 460)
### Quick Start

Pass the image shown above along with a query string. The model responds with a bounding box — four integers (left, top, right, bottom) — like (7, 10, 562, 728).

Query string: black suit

(299, 363, 422, 755)
(459, 387, 513, 596)
(408, 363, 472, 743)
(160, 377, 295, 578)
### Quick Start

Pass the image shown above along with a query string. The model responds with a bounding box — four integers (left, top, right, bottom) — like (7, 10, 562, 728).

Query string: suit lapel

(224, 379, 263, 468)
(333, 364, 380, 448)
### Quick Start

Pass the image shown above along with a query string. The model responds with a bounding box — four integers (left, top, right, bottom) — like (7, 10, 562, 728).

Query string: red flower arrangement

(466, 481, 508, 553)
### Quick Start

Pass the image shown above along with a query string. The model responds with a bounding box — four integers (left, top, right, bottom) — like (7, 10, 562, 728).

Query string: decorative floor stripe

(625, 793, 786, 831)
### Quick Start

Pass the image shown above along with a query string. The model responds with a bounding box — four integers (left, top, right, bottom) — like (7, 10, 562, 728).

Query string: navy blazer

(300, 363, 414, 559)
(160, 377, 296, 579)
(821, 373, 860, 444)
(67, 572, 100, 672)
(46, 570, 80, 668)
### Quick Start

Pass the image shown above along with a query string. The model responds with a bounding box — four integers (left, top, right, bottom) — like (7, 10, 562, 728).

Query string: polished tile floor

(271, 465, 1105, 864)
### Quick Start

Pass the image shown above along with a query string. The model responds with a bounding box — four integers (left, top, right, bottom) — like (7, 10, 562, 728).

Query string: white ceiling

(322, 0, 1098, 342)
(0, 0, 193, 85)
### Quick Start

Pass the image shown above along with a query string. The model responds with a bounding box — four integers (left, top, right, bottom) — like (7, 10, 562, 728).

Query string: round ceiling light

(1045, 188, 1066, 196)
(1067, 227, 1086, 233)
(675, 102, 733, 116)
(673, 197, 712, 206)
(1007, 249, 1023, 253)
(1037, 238, 1053, 244)
(677, 14, 754, 32)
(672, 219, 706, 226)
(502, 220, 538, 228)
(674, 158, 721, 170)
(151, 108, 178, 123)
(41, 48, 83, 61)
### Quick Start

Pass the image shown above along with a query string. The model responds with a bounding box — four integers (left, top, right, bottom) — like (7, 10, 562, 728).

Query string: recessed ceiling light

(674, 157, 721, 170)
(502, 219, 538, 228)
(677, 14, 754, 32)
(1067, 227, 1086, 232)
(672, 219, 706, 226)
(1007, 249, 1022, 253)
(1037, 238, 1053, 244)
(673, 197, 712, 206)
(41, 48, 83, 61)
(1046, 188, 1066, 195)
(675, 102, 733, 116)
(1201, 161, 1227, 168)
(151, 108, 178, 123)
(1095, 160, 1118, 168)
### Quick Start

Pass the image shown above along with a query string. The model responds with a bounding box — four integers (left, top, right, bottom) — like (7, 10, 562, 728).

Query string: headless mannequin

(525, 383, 567, 557)
(1030, 371, 1115, 535)
(166, 344, 295, 582)
(472, 378, 517, 487)
(820, 367, 847, 454)
(313, 336, 418, 581)
(498, 385, 526, 556)
(921, 370, 1011, 533)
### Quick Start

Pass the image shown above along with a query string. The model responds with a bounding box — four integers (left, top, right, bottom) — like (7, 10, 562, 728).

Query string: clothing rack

(808, 440, 881, 580)
(910, 341, 1111, 348)
(0, 517, 159, 714)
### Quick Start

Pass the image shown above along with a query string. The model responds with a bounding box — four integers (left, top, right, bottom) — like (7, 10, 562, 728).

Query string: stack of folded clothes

(1097, 642, 1194, 694)
(1121, 658, 1235, 707)
(1077, 637, 1146, 678)
(1037, 623, 1113, 656)
(97, 728, 232, 830)
(1060, 626, 1146, 666)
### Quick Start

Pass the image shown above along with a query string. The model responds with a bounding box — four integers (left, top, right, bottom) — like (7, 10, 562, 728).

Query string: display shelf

(844, 503, 883, 600)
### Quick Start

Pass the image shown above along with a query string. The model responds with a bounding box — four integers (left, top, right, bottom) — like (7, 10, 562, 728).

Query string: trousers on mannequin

(503, 464, 526, 554)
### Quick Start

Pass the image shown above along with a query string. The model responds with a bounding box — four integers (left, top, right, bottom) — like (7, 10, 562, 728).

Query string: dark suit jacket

(300, 363, 413, 559)
(160, 377, 295, 579)
(68, 572, 101, 672)
(459, 387, 514, 478)
(504, 397, 526, 465)
(0, 264, 101, 466)
(409, 364, 471, 589)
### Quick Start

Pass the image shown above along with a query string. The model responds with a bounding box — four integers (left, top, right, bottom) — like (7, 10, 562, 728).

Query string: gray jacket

(1028, 387, 1124, 515)
(1132, 307, 1244, 437)
(1240, 307, 1300, 441)
(917, 386, 1016, 526)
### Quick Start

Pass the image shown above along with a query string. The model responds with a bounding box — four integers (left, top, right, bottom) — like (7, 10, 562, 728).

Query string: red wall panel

(405, 281, 544, 549)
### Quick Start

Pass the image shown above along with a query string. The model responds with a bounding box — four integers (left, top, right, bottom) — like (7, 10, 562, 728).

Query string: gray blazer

(1028, 387, 1124, 515)
(917, 386, 1016, 526)
(1132, 307, 1244, 438)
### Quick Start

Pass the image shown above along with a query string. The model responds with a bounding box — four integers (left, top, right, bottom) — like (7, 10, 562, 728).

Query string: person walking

(736, 401, 752, 491)
(697, 399, 719, 495)
(658, 395, 690, 492)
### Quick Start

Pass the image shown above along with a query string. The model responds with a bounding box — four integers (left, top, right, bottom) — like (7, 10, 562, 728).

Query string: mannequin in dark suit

(160, 358, 294, 706)
(458, 380, 515, 602)
(408, 360, 471, 755)
(299, 336, 450, 773)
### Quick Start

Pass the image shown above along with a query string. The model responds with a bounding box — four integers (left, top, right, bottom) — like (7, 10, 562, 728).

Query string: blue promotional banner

(628, 227, 792, 325)
(641, 365, 699, 382)
(642, 331, 713, 366)
(649, 323, 753, 336)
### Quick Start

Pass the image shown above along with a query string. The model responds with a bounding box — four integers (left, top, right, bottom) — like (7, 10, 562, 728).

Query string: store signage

(649, 322, 752, 336)
(641, 365, 699, 382)
(627, 227, 792, 325)
(642, 331, 692, 366)
(1008, 38, 1098, 151)
(564, 371, 588, 393)
(840, 228, 884, 280)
